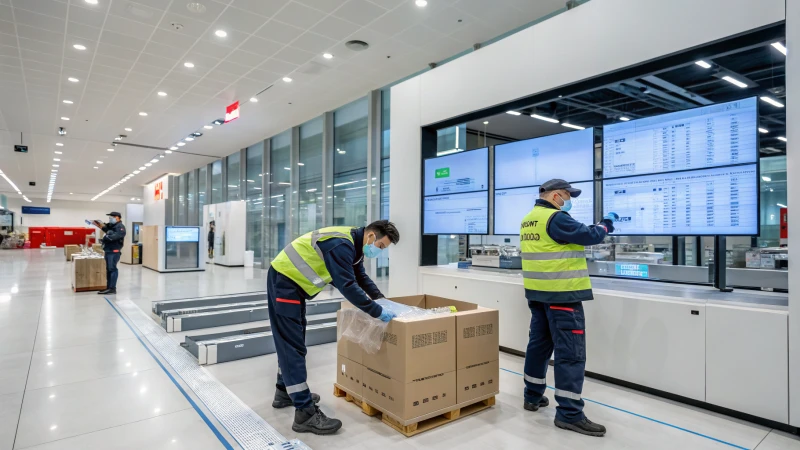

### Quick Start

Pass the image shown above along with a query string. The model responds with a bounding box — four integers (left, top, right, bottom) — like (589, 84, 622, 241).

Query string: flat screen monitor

(424, 147, 489, 196)
(603, 97, 758, 178)
(494, 128, 594, 190)
(423, 191, 488, 235)
(165, 226, 200, 242)
(494, 182, 594, 235)
(602, 164, 758, 236)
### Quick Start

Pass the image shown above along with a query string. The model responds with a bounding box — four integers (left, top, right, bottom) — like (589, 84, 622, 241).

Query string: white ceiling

(0, 0, 567, 204)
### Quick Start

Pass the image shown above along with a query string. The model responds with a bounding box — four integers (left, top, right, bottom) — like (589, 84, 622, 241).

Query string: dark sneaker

(272, 389, 320, 408)
(554, 417, 606, 437)
(98, 289, 115, 295)
(292, 406, 342, 435)
(523, 396, 550, 412)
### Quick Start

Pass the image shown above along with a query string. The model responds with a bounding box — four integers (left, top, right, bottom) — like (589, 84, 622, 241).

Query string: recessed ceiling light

(68, 77, 79, 82)
(778, 136, 787, 142)
(760, 96, 785, 108)
(323, 53, 333, 59)
(184, 62, 194, 68)
(249, 97, 258, 103)
(70, 192, 73, 195)
(695, 60, 712, 69)
(56, 143, 63, 146)
(124, 128, 132, 133)
(62, 100, 73, 104)
(619, 117, 631, 121)
(531, 114, 559, 124)
(52, 164, 59, 167)
(139, 166, 146, 170)
(133, 170, 140, 174)
(157, 91, 167, 96)
(759, 128, 769, 134)
(184, 137, 194, 141)
(771, 42, 787, 56)
(61, 117, 70, 121)
(215, 29, 227, 38)
(145, 163, 152, 167)
(85, 0, 98, 4)
(282, 77, 292, 83)
(54, 151, 62, 154)
(483, 121, 489, 125)
(204, 125, 213, 129)
(722, 75, 747, 88)
(169, 147, 177, 150)
(73, 44, 86, 50)
(561, 123, 585, 130)
(506, 111, 521, 116)
(416, 0, 428, 6)
(107, 148, 114, 151)
(139, 112, 148, 116)
(53, 158, 60, 161)
(96, 161, 103, 164)
(177, 142, 186, 146)
(93, 166, 98, 169)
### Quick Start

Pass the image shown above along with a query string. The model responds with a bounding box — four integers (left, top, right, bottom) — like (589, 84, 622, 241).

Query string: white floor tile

(0, 352, 32, 396)
(0, 392, 23, 450)
(15, 410, 224, 450)
(33, 316, 135, 351)
(25, 339, 157, 390)
(0, 322, 37, 356)
(14, 369, 190, 448)
(756, 430, 800, 449)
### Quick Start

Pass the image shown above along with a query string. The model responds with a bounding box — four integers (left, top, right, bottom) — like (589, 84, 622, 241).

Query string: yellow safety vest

(271, 226, 355, 296)
(520, 206, 592, 295)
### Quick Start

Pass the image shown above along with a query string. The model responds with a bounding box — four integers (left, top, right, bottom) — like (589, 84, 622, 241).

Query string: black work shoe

(554, 417, 607, 437)
(98, 289, 116, 295)
(292, 406, 342, 435)
(523, 396, 550, 412)
(272, 389, 320, 408)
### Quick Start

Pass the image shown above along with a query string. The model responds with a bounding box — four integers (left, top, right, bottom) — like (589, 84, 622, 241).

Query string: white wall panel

(787, 0, 800, 428)
(6, 197, 125, 229)
(706, 304, 788, 423)
(418, 0, 785, 126)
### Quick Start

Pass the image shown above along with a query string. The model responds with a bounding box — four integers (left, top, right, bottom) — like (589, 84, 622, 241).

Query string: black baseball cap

(539, 179, 582, 198)
(106, 212, 122, 218)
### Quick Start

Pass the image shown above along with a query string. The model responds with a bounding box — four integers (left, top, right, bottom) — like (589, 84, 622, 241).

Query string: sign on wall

(154, 181, 164, 200)
(21, 206, 50, 214)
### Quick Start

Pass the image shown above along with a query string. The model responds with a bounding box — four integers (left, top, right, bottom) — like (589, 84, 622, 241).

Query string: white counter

(419, 265, 790, 424)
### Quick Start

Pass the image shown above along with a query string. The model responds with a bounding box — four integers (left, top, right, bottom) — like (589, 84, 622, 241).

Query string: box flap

(424, 295, 478, 312)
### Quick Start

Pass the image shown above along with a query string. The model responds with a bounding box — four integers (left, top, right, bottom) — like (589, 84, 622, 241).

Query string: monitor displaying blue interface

(424, 148, 489, 196)
(602, 164, 758, 236)
(603, 97, 758, 178)
(424, 191, 488, 234)
(494, 129, 594, 190)
(166, 226, 200, 242)
(494, 182, 594, 235)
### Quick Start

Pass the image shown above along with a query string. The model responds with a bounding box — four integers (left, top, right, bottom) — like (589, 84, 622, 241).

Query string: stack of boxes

(336, 295, 499, 425)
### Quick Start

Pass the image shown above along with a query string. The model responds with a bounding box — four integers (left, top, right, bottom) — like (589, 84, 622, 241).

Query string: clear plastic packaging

(338, 299, 452, 354)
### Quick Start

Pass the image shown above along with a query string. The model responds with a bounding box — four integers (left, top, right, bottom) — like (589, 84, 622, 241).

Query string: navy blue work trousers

(523, 301, 587, 423)
(266, 267, 313, 409)
(104, 251, 121, 289)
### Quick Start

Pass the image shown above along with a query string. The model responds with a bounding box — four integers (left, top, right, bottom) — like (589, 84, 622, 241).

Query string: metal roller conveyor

(152, 292, 267, 315)
(160, 300, 270, 329)
(183, 318, 338, 365)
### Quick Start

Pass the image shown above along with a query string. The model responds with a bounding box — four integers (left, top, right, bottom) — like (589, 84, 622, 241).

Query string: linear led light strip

(47, 171, 57, 203)
(0, 169, 31, 202)
(92, 171, 137, 201)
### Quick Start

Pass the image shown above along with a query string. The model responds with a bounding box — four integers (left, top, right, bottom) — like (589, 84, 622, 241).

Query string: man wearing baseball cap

(519, 179, 618, 437)
(95, 212, 126, 295)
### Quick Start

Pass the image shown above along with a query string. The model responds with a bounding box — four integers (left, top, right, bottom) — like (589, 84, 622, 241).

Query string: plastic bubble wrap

(338, 299, 450, 354)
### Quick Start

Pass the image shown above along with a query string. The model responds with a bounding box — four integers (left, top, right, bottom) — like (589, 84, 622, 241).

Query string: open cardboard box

(336, 294, 499, 423)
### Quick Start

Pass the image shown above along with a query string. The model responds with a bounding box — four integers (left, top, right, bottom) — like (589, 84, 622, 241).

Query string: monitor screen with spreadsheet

(494, 182, 595, 235)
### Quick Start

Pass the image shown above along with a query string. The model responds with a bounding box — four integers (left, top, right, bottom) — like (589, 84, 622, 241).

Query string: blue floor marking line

(500, 367, 749, 450)
(105, 298, 235, 450)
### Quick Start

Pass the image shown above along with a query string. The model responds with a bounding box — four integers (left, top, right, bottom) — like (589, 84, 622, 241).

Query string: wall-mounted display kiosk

(494, 181, 594, 235)
(204, 201, 246, 267)
(423, 148, 489, 235)
(165, 226, 201, 270)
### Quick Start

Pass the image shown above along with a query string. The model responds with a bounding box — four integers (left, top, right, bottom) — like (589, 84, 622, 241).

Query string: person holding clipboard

(89, 212, 126, 295)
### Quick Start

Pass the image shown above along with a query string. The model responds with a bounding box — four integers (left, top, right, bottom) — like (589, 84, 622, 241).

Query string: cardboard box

(364, 367, 456, 421)
(457, 360, 500, 404)
(336, 355, 364, 399)
(424, 296, 499, 370)
(336, 311, 364, 364)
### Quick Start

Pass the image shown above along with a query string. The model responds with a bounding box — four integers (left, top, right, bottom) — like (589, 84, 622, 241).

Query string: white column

(787, 0, 800, 427)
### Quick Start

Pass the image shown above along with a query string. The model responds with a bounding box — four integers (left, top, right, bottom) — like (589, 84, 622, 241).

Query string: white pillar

(787, 0, 800, 427)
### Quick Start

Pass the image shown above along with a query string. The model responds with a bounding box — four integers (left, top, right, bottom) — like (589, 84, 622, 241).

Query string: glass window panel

(268, 131, 292, 260)
(246, 142, 264, 262)
(211, 160, 222, 204)
(198, 165, 207, 225)
(299, 117, 323, 234)
(177, 173, 187, 226)
(188, 170, 196, 226)
(227, 152, 241, 201)
(333, 97, 369, 227)
(381, 89, 390, 159)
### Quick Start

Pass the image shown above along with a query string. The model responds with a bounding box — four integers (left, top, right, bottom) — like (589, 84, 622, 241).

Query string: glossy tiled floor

(2, 249, 799, 449)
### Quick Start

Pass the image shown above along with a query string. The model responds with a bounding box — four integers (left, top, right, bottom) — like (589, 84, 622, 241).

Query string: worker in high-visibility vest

(520, 179, 618, 437)
(268, 220, 400, 435)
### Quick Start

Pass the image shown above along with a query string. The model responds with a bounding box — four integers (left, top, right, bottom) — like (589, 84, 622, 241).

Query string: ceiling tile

(0, 46, 18, 58)
(230, 0, 290, 17)
(259, 58, 298, 75)
(223, 48, 267, 67)
(100, 30, 148, 51)
(68, 4, 106, 28)
(150, 28, 198, 49)
(311, 15, 360, 41)
(192, 39, 238, 59)
(447, 19, 497, 45)
(289, 32, 337, 55)
(95, 42, 140, 61)
(13, 0, 68, 19)
(103, 14, 156, 39)
(18, 38, 62, 57)
(332, 0, 386, 26)
(0, 32, 17, 47)
(214, 59, 253, 77)
(272, 2, 327, 29)
(109, 1, 164, 27)
(61, 56, 93, 72)
(137, 52, 179, 70)
(0, 55, 21, 68)
(0, 18, 15, 36)
(92, 61, 134, 78)
(143, 41, 186, 60)
(20, 59, 61, 74)
(214, 6, 268, 35)
(182, 52, 222, 70)
(13, 8, 65, 30)
(205, 67, 242, 83)
(130, 61, 171, 77)
(15, 24, 63, 46)
(366, 0, 406, 9)
(395, 24, 443, 48)
(272, 46, 315, 66)
(66, 21, 102, 42)
(365, 5, 416, 36)
(254, 20, 305, 44)
(157, 12, 211, 38)
(238, 36, 284, 58)
(296, 0, 345, 13)
(244, 67, 280, 84)
(165, 0, 228, 23)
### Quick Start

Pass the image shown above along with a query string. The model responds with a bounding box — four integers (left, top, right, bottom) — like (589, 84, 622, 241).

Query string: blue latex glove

(378, 309, 396, 322)
(604, 212, 619, 223)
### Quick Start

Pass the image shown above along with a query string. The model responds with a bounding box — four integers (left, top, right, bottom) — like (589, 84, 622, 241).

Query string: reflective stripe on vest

(520, 206, 591, 294)
(271, 226, 356, 296)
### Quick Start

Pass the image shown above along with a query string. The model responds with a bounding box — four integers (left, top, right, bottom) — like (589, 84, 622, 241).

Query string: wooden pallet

(333, 384, 495, 437)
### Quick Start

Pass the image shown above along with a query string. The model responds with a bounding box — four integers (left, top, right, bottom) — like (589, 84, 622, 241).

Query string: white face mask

(108, 217, 117, 224)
